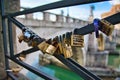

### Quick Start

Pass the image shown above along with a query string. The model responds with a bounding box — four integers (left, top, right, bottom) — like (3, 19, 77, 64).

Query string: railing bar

(6, 54, 57, 80)
(4, 0, 110, 17)
(8, 19, 14, 57)
(0, 0, 9, 69)
(8, 17, 25, 30)
(74, 12, 120, 34)
(54, 54, 94, 80)
(68, 58, 101, 80)
(7, 72, 18, 80)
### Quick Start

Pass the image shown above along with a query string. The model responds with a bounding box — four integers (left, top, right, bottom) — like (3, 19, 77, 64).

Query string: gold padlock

(18, 33, 24, 43)
(63, 44, 73, 58)
(46, 45, 57, 55)
(58, 43, 63, 54)
(46, 41, 58, 55)
(71, 34, 84, 47)
(97, 33, 105, 51)
(28, 40, 38, 47)
(61, 36, 73, 58)
(37, 41, 50, 53)
(100, 19, 114, 36)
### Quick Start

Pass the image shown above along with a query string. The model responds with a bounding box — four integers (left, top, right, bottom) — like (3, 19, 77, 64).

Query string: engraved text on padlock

(100, 19, 114, 36)
(71, 35, 84, 47)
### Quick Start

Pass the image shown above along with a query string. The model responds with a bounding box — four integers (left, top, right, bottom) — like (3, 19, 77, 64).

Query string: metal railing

(1, 0, 120, 80)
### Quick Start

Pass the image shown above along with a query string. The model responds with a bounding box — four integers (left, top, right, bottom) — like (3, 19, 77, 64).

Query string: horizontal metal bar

(7, 72, 18, 80)
(15, 47, 39, 57)
(68, 58, 101, 80)
(5, 0, 110, 17)
(6, 55, 57, 80)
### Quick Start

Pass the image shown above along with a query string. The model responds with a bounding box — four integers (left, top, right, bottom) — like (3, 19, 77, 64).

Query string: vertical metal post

(0, 0, 9, 69)
(8, 18, 14, 57)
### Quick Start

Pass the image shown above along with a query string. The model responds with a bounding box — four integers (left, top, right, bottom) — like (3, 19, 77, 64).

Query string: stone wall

(0, 0, 20, 79)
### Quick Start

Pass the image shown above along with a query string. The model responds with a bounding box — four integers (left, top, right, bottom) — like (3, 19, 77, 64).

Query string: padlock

(56, 35, 64, 55)
(23, 31, 32, 42)
(63, 44, 73, 58)
(61, 34, 73, 58)
(65, 32, 72, 45)
(46, 45, 57, 55)
(97, 33, 105, 51)
(100, 19, 114, 36)
(71, 34, 84, 47)
(37, 41, 50, 53)
(28, 40, 38, 47)
(18, 33, 24, 43)
(18, 32, 31, 43)
(58, 43, 63, 54)
(46, 40, 58, 55)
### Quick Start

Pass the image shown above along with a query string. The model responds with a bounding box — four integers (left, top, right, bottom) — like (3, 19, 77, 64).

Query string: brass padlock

(100, 19, 114, 36)
(37, 41, 50, 53)
(18, 33, 24, 43)
(62, 35, 73, 58)
(28, 40, 38, 47)
(97, 33, 105, 51)
(58, 43, 63, 54)
(46, 41, 58, 55)
(63, 44, 73, 58)
(71, 34, 84, 47)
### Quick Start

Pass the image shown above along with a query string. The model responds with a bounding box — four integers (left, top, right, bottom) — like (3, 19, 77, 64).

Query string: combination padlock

(71, 34, 84, 47)
(100, 19, 114, 36)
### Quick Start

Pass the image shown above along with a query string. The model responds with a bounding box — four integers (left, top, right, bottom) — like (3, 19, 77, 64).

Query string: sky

(20, 0, 120, 20)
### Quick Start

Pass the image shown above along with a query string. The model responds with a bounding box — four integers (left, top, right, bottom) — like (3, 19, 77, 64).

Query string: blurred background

(0, 0, 120, 80)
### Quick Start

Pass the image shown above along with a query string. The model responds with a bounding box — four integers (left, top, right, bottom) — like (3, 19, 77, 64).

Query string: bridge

(17, 12, 88, 28)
